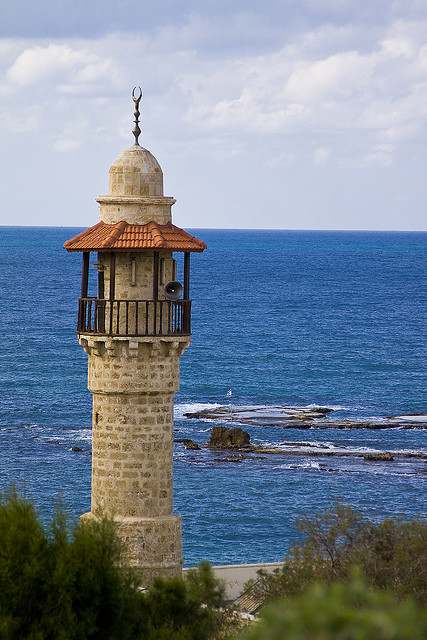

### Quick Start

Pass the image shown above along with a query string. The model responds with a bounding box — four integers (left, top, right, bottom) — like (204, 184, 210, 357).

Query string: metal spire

(132, 86, 142, 146)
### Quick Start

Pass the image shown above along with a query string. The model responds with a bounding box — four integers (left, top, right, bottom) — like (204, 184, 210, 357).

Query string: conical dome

(108, 145, 163, 197)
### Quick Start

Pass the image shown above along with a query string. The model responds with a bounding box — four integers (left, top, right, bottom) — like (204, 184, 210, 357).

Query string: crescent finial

(132, 86, 142, 102)
(131, 86, 142, 145)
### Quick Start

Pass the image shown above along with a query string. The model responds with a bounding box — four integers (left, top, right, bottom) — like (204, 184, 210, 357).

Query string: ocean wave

(259, 438, 427, 457)
(0, 423, 39, 431)
(339, 466, 423, 478)
(174, 426, 212, 435)
(277, 440, 336, 450)
(271, 461, 424, 478)
(393, 415, 427, 422)
(273, 461, 325, 471)
(304, 403, 350, 411)
(63, 428, 92, 442)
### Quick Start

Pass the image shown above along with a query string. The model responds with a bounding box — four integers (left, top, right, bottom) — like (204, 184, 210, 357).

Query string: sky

(0, 0, 426, 230)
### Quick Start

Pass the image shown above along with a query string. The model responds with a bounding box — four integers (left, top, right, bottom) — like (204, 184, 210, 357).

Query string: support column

(153, 251, 160, 335)
(81, 252, 90, 297)
(183, 252, 191, 334)
(79, 252, 90, 332)
(152, 251, 159, 299)
(109, 252, 116, 300)
(97, 254, 105, 333)
(183, 252, 190, 300)
(108, 253, 116, 335)
(97, 253, 105, 299)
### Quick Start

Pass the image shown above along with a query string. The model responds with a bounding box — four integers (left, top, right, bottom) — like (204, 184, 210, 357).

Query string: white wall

(184, 562, 283, 601)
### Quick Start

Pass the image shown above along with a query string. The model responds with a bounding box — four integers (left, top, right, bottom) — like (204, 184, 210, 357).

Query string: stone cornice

(96, 195, 176, 206)
(79, 335, 190, 358)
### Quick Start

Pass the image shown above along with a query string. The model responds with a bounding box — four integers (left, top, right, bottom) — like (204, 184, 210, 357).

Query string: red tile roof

(64, 221, 206, 252)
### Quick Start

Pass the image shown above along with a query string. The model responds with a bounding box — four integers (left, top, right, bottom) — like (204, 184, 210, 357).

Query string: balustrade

(78, 297, 191, 337)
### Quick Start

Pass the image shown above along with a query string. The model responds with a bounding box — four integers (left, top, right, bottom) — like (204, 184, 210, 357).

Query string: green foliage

(249, 504, 427, 605)
(239, 577, 427, 640)
(0, 489, 225, 640)
(0, 487, 48, 639)
(3, 490, 425, 640)
(143, 577, 211, 640)
(186, 561, 226, 609)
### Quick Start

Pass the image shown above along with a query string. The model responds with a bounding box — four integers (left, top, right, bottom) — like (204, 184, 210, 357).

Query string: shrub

(239, 577, 427, 640)
(0, 489, 225, 640)
(250, 504, 427, 605)
(0, 488, 141, 639)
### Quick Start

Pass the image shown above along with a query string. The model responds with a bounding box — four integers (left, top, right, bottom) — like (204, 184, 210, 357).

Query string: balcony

(78, 297, 191, 337)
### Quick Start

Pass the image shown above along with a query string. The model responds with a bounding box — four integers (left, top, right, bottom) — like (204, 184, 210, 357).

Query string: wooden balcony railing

(78, 298, 191, 337)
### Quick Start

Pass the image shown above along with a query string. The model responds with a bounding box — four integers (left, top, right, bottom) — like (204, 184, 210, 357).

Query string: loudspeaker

(164, 281, 183, 301)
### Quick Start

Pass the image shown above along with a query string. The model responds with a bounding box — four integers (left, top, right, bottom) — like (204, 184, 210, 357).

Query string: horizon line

(0, 225, 426, 233)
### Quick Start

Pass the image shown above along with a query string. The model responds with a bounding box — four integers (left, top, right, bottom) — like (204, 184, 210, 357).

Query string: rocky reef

(184, 405, 427, 430)
(174, 426, 427, 462)
(184, 405, 332, 425)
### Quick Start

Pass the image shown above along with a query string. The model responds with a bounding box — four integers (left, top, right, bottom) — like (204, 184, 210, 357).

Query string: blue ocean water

(0, 227, 425, 565)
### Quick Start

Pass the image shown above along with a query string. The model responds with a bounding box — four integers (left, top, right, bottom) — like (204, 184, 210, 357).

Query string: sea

(0, 228, 425, 566)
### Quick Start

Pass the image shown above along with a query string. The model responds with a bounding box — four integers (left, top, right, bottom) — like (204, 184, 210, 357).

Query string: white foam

(273, 461, 323, 471)
(279, 440, 336, 450)
(64, 428, 92, 442)
(272, 462, 423, 478)
(174, 426, 211, 435)
(273, 443, 427, 456)
(304, 403, 349, 411)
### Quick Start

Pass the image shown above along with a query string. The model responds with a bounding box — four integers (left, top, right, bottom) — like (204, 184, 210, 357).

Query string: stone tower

(64, 89, 206, 581)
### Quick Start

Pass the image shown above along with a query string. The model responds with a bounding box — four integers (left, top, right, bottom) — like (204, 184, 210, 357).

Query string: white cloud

(6, 43, 120, 93)
(0, 10, 426, 229)
(285, 51, 375, 102)
(174, 17, 427, 173)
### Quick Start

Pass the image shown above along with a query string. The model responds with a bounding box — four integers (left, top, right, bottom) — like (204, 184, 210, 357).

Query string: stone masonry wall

(81, 336, 189, 581)
(108, 147, 164, 197)
(101, 251, 175, 301)
(91, 390, 174, 518)
(88, 339, 181, 394)
(98, 198, 173, 225)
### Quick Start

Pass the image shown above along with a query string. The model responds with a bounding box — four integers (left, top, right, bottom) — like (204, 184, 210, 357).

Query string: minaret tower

(64, 88, 206, 581)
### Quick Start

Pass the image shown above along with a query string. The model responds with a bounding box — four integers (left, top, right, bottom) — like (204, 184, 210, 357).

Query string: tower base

(81, 512, 183, 584)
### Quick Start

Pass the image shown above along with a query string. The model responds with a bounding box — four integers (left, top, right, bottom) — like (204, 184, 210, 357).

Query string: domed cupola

(96, 87, 175, 225)
(108, 145, 163, 197)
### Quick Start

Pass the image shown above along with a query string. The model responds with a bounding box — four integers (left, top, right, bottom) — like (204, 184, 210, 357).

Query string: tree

(0, 488, 225, 640)
(249, 504, 427, 605)
(239, 577, 427, 640)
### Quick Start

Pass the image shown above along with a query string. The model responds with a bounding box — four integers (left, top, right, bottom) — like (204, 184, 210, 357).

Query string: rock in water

(364, 452, 394, 461)
(174, 438, 200, 450)
(208, 426, 251, 449)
